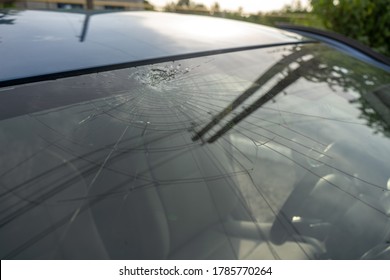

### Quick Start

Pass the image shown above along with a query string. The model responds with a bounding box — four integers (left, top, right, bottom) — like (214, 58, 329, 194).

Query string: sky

(149, 0, 309, 13)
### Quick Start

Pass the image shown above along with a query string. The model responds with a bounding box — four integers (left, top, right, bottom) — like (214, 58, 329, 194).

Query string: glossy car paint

(0, 10, 306, 83)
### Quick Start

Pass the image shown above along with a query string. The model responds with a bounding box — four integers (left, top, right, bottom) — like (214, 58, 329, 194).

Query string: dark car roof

(0, 10, 307, 83)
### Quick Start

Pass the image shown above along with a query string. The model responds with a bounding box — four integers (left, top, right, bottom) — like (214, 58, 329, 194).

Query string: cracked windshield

(1, 44, 390, 259)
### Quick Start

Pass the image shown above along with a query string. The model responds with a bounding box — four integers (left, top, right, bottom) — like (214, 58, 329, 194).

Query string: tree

(163, 2, 177, 12)
(310, 0, 390, 57)
(164, 1, 208, 15)
(86, 0, 94, 10)
(143, 0, 155, 10)
(177, 0, 190, 7)
(210, 2, 220, 15)
(0, 0, 15, 8)
(282, 0, 306, 13)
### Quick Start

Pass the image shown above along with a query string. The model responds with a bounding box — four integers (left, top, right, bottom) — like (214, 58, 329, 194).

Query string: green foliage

(143, 0, 155, 11)
(310, 0, 390, 57)
(177, 0, 190, 6)
(244, 12, 323, 29)
(163, 0, 208, 15)
(0, 0, 16, 9)
(281, 0, 307, 13)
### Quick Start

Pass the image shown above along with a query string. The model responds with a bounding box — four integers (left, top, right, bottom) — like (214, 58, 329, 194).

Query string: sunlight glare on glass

(178, 17, 245, 39)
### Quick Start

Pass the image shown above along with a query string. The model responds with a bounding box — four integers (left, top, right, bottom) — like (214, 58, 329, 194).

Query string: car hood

(0, 10, 307, 83)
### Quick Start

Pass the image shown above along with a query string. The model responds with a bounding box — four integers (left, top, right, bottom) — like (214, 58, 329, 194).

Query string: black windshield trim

(0, 40, 316, 88)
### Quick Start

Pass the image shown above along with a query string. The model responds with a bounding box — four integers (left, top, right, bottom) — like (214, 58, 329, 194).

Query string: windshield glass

(1, 43, 389, 259)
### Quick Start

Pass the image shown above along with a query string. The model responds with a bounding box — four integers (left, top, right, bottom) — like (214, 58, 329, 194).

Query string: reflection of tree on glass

(0, 10, 18, 25)
(193, 45, 390, 143)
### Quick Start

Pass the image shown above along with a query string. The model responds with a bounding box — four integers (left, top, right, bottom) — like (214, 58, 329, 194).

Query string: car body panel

(0, 10, 305, 83)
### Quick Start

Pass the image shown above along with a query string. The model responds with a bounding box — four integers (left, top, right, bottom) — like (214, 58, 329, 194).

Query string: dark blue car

(0, 9, 389, 259)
